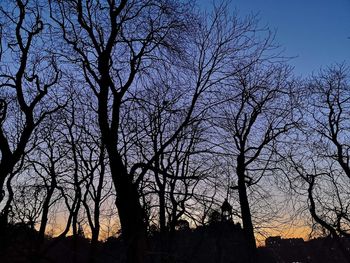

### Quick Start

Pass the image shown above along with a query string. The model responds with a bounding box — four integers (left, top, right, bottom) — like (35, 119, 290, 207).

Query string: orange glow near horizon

(44, 216, 312, 247)
(256, 225, 311, 247)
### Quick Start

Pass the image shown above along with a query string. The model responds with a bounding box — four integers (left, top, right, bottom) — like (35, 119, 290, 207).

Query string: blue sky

(199, 0, 350, 76)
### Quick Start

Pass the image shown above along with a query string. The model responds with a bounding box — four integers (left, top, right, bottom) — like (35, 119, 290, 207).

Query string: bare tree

(0, 0, 61, 220)
(284, 64, 350, 261)
(12, 180, 44, 230)
(28, 117, 63, 244)
(41, 1, 302, 262)
(213, 61, 298, 256)
(306, 64, 350, 238)
(74, 93, 112, 263)
(49, 1, 201, 262)
(125, 80, 212, 234)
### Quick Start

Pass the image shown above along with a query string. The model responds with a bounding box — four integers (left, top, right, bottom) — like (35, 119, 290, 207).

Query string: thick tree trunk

(96, 64, 147, 262)
(236, 154, 256, 261)
(116, 181, 147, 263)
(109, 158, 147, 263)
(158, 187, 166, 233)
(88, 227, 99, 263)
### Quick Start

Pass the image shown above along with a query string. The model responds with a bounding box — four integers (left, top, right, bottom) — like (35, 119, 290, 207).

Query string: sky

(200, 0, 350, 77)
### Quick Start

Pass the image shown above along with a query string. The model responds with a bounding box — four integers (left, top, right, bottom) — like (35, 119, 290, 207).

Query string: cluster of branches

(281, 64, 350, 260)
(0, 1, 348, 263)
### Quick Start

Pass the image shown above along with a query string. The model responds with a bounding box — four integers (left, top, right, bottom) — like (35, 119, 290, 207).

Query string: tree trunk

(236, 154, 256, 261)
(0, 160, 13, 205)
(38, 176, 56, 244)
(159, 186, 166, 233)
(88, 227, 99, 263)
(89, 159, 104, 263)
(0, 171, 15, 227)
(109, 158, 147, 263)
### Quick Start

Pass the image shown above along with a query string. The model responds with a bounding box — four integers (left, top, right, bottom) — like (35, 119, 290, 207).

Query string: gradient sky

(200, 0, 350, 76)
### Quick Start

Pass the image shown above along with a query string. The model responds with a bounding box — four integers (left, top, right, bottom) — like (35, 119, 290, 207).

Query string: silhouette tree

(49, 1, 197, 262)
(0, 0, 62, 226)
(128, 82, 211, 234)
(48, 2, 296, 262)
(2, 1, 339, 262)
(213, 61, 298, 257)
(28, 128, 60, 245)
(285, 64, 350, 261)
(72, 92, 112, 263)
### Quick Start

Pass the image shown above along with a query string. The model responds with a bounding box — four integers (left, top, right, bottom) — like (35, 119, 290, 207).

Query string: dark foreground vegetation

(2, 218, 260, 263)
(1, 218, 350, 263)
(0, 0, 349, 262)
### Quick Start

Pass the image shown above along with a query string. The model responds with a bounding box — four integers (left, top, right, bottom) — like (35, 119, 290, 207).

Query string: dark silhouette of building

(265, 235, 350, 263)
(221, 198, 233, 222)
(145, 199, 273, 263)
(266, 236, 304, 248)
